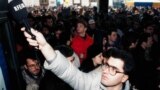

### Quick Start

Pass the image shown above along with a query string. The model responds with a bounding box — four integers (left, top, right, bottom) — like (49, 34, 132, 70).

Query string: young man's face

(108, 32, 117, 42)
(25, 58, 41, 76)
(144, 26, 154, 34)
(101, 57, 128, 87)
(46, 19, 53, 27)
(76, 23, 87, 34)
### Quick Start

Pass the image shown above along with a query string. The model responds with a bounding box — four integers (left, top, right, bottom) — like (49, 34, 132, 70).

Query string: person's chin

(34, 72, 39, 75)
(34, 71, 40, 75)
(101, 80, 109, 87)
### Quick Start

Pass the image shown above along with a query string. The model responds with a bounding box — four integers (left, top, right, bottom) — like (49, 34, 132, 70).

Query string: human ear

(24, 65, 28, 70)
(121, 75, 128, 83)
(84, 27, 87, 31)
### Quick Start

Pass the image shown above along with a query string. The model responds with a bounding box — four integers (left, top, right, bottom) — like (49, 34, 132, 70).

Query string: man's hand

(21, 27, 57, 62)
(21, 27, 47, 50)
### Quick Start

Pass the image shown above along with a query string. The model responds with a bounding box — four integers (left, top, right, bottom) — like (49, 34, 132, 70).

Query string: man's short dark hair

(76, 19, 88, 28)
(106, 48, 135, 75)
(107, 28, 117, 36)
(23, 50, 37, 65)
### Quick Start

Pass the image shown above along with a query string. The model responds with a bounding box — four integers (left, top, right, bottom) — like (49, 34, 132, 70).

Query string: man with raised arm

(21, 28, 134, 90)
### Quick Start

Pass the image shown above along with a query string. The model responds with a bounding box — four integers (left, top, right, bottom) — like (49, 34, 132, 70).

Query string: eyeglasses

(27, 63, 40, 69)
(101, 63, 124, 76)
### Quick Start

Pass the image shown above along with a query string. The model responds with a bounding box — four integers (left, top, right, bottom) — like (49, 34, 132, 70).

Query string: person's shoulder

(72, 35, 82, 41)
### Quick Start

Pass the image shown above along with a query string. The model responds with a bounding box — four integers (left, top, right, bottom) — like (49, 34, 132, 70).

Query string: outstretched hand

(21, 27, 47, 50)
(21, 27, 57, 61)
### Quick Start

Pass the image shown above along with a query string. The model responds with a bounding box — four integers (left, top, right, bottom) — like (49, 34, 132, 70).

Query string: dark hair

(54, 45, 73, 57)
(44, 15, 56, 23)
(23, 50, 37, 65)
(76, 19, 88, 28)
(27, 13, 35, 20)
(107, 48, 135, 75)
(80, 44, 102, 72)
(121, 32, 139, 50)
(107, 28, 117, 36)
(87, 44, 102, 59)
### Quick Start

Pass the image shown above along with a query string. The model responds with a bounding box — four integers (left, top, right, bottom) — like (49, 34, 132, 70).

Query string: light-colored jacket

(72, 52, 80, 68)
(44, 50, 130, 90)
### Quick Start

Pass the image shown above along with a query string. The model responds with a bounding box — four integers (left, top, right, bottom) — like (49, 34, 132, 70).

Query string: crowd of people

(13, 5, 160, 90)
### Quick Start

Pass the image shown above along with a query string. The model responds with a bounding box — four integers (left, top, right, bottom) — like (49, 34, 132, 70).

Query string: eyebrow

(107, 63, 120, 71)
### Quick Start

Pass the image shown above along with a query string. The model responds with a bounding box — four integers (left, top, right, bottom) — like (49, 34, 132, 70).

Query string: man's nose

(103, 67, 109, 74)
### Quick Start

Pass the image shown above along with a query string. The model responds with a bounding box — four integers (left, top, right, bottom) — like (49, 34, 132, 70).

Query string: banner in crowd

(125, 0, 160, 7)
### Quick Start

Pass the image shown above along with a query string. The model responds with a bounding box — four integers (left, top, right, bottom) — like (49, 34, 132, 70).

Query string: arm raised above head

(21, 28, 101, 90)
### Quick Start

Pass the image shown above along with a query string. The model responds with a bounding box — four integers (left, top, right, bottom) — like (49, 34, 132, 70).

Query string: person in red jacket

(71, 19, 93, 64)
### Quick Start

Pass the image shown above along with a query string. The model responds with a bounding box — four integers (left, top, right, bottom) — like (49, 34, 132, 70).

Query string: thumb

(21, 27, 25, 31)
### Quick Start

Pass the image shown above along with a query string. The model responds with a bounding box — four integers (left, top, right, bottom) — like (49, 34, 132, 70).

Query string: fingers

(35, 47, 39, 49)
(28, 42, 39, 46)
(27, 38, 39, 46)
(21, 27, 39, 36)
(22, 28, 40, 38)
(24, 31, 32, 38)
(21, 27, 33, 38)
(21, 27, 25, 31)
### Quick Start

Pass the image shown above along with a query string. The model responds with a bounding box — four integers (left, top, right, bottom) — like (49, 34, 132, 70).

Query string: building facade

(22, 0, 99, 7)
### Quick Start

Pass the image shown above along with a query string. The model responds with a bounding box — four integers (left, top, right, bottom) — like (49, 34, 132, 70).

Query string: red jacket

(71, 34, 93, 64)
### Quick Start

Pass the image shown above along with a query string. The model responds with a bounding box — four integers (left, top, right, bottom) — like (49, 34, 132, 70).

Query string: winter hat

(87, 44, 102, 59)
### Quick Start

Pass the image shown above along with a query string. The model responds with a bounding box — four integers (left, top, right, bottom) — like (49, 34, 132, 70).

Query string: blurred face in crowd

(42, 27, 49, 35)
(55, 30, 62, 39)
(89, 23, 96, 30)
(46, 18, 53, 27)
(25, 58, 41, 76)
(76, 23, 87, 35)
(108, 31, 117, 42)
(134, 10, 139, 15)
(101, 57, 128, 87)
(92, 53, 104, 66)
(144, 26, 154, 34)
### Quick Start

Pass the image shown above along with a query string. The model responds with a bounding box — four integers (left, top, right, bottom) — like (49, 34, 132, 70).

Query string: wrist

(39, 43, 48, 50)
(40, 43, 56, 62)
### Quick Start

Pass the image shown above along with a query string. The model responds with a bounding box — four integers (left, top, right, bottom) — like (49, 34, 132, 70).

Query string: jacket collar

(99, 80, 130, 90)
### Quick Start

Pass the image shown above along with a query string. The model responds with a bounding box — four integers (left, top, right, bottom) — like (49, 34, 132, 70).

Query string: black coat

(39, 70, 73, 90)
